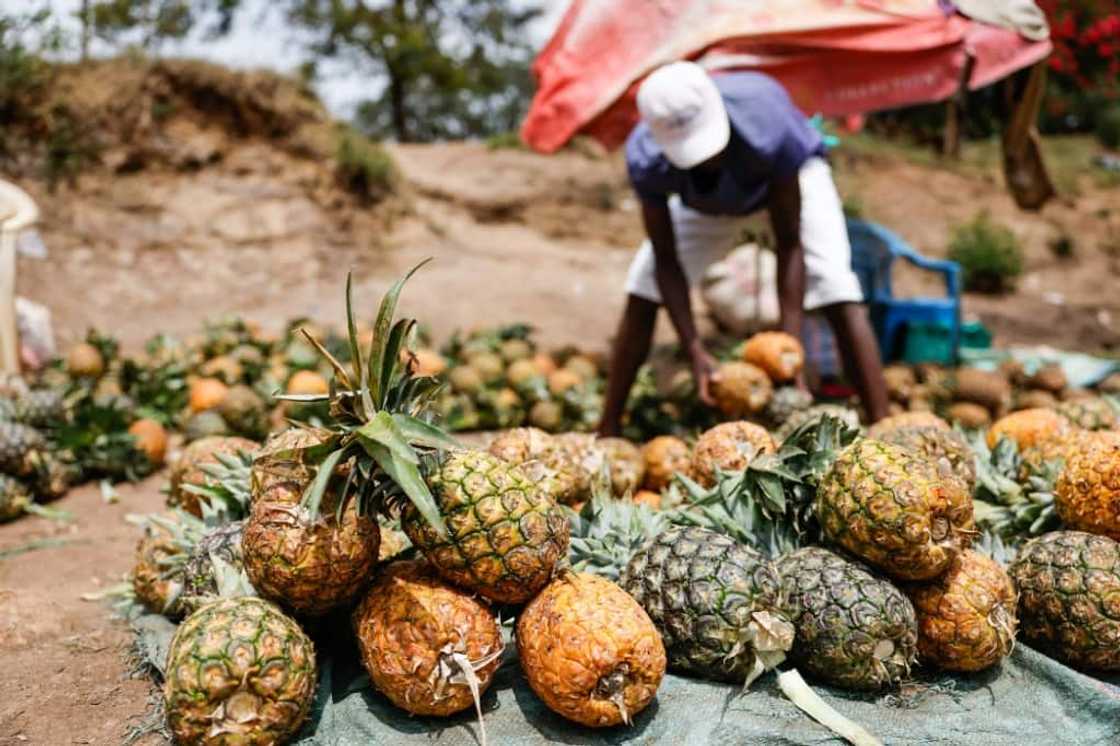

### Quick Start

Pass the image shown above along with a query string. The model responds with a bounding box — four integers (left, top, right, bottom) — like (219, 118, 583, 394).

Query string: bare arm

(643, 200, 717, 405)
(768, 174, 806, 340)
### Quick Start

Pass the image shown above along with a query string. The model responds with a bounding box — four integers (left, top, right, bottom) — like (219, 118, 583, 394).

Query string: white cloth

(624, 157, 864, 311)
(954, 0, 1050, 42)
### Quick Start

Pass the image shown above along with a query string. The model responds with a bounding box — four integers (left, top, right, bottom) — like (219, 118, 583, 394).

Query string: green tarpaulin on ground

(135, 612, 1120, 745)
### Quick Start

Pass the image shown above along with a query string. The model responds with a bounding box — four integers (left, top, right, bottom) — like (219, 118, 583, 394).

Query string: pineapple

(711, 361, 772, 418)
(242, 479, 380, 617)
(877, 425, 978, 492)
(377, 515, 411, 561)
(1015, 389, 1058, 411)
(200, 355, 244, 385)
(488, 427, 587, 506)
(499, 337, 532, 363)
(286, 369, 329, 395)
(641, 435, 691, 491)
(1054, 431, 1120, 539)
(164, 597, 316, 744)
(66, 342, 105, 378)
(764, 386, 813, 429)
(904, 550, 1017, 672)
(180, 520, 247, 613)
(816, 439, 974, 581)
(182, 410, 229, 442)
(620, 526, 794, 685)
(168, 435, 259, 517)
(691, 421, 776, 487)
(250, 427, 331, 495)
(405, 347, 447, 377)
(272, 267, 571, 606)
(1027, 363, 1067, 393)
(866, 411, 949, 439)
(448, 365, 484, 395)
(467, 352, 505, 385)
(548, 368, 582, 395)
(986, 408, 1072, 450)
(947, 402, 991, 429)
(883, 364, 917, 404)
(12, 389, 66, 429)
(0, 422, 47, 477)
(953, 368, 1012, 415)
(1010, 531, 1120, 670)
(742, 331, 804, 382)
(218, 384, 270, 441)
(528, 399, 563, 431)
(505, 358, 541, 388)
(776, 547, 918, 690)
(518, 572, 665, 727)
(0, 475, 35, 522)
(132, 516, 189, 618)
(1056, 397, 1117, 431)
(128, 418, 169, 467)
(188, 377, 229, 412)
(353, 560, 502, 722)
(568, 485, 672, 581)
(400, 450, 570, 604)
(598, 437, 645, 497)
(774, 404, 860, 443)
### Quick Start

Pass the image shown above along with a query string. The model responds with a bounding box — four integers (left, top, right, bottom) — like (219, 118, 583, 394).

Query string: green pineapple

(182, 410, 230, 442)
(218, 384, 269, 440)
(250, 267, 570, 608)
(775, 404, 861, 443)
(179, 520, 250, 614)
(567, 484, 671, 581)
(619, 526, 794, 685)
(0, 422, 48, 477)
(776, 547, 918, 690)
(764, 386, 813, 429)
(164, 597, 316, 744)
(11, 389, 66, 429)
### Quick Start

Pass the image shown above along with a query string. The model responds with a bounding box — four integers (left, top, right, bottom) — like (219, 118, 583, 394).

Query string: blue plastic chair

(846, 218, 962, 364)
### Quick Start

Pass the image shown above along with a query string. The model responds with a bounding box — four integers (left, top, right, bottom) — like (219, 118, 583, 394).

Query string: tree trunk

(388, 71, 410, 142)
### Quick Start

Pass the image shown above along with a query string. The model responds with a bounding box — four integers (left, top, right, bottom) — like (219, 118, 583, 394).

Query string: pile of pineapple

(59, 270, 1118, 742)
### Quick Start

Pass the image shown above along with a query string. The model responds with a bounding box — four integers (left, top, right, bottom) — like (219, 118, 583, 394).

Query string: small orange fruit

(287, 370, 329, 396)
(189, 377, 229, 413)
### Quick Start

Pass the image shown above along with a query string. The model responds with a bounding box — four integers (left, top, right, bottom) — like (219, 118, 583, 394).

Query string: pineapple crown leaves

(968, 433, 1024, 506)
(180, 449, 254, 522)
(567, 478, 672, 580)
(273, 263, 456, 538)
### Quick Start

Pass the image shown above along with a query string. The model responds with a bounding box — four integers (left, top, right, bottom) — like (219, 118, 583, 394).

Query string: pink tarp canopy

(522, 0, 1052, 153)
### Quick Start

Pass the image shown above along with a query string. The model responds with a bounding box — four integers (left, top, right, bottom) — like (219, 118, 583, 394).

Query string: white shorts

(624, 157, 864, 311)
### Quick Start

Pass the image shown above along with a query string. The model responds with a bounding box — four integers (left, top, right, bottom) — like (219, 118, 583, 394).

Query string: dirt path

(0, 478, 165, 745)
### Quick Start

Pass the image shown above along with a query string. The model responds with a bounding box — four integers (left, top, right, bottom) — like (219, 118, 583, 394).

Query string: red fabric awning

(522, 0, 1051, 153)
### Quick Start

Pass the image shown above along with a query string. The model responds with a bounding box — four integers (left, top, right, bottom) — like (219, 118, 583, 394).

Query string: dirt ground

(3, 62, 1120, 744)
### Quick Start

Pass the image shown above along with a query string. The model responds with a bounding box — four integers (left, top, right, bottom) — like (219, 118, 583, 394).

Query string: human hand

(689, 343, 718, 408)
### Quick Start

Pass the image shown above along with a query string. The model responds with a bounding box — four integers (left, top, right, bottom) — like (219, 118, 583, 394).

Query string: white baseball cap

(636, 61, 730, 169)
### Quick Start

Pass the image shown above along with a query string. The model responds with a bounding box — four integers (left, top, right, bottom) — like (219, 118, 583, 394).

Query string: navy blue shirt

(626, 71, 824, 216)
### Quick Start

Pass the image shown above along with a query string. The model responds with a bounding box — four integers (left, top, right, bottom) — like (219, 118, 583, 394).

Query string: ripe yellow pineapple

(518, 573, 666, 727)
(353, 560, 502, 719)
(816, 439, 974, 581)
(691, 421, 776, 487)
(986, 408, 1072, 450)
(66, 342, 104, 378)
(641, 435, 691, 491)
(188, 377, 228, 413)
(548, 368, 583, 395)
(598, 437, 646, 497)
(904, 550, 1017, 672)
(128, 418, 168, 467)
(1054, 431, 1120, 539)
(489, 427, 588, 505)
(132, 517, 186, 618)
(168, 435, 259, 516)
(286, 369, 329, 395)
(242, 479, 380, 617)
(742, 331, 804, 382)
(866, 411, 949, 439)
(711, 361, 772, 418)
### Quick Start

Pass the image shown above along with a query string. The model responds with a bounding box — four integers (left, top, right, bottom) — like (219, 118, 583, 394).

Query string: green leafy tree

(287, 0, 540, 142)
(86, 0, 241, 51)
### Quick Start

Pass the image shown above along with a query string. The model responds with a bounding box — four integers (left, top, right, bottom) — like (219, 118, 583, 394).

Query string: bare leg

(822, 302, 890, 423)
(598, 294, 659, 437)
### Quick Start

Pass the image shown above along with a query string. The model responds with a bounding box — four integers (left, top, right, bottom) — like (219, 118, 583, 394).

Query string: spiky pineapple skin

(816, 439, 974, 581)
(764, 386, 813, 429)
(775, 404, 861, 442)
(12, 389, 66, 428)
(242, 481, 380, 617)
(776, 547, 918, 690)
(132, 520, 186, 618)
(986, 408, 1072, 451)
(1056, 397, 1117, 431)
(518, 572, 665, 727)
(619, 526, 792, 683)
(0, 474, 32, 522)
(711, 361, 772, 418)
(641, 435, 691, 491)
(250, 427, 331, 496)
(691, 421, 776, 488)
(0, 422, 47, 477)
(743, 331, 804, 382)
(164, 597, 316, 745)
(488, 427, 587, 506)
(1054, 431, 1120, 540)
(401, 450, 570, 604)
(169, 435, 259, 516)
(866, 411, 949, 440)
(905, 550, 1017, 672)
(219, 384, 270, 441)
(598, 437, 645, 497)
(353, 560, 502, 717)
(878, 425, 978, 492)
(181, 520, 246, 613)
(1009, 531, 1120, 670)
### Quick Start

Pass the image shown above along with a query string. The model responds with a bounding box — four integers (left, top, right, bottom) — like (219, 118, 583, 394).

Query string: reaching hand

(690, 344, 718, 408)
